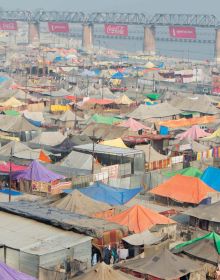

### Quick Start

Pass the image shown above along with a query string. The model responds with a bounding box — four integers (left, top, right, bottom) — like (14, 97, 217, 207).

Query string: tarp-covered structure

(149, 174, 215, 204)
(107, 205, 175, 233)
(135, 145, 167, 163)
(75, 262, 136, 280)
(51, 190, 111, 216)
(0, 97, 25, 108)
(0, 261, 37, 280)
(158, 116, 215, 128)
(29, 131, 66, 147)
(100, 138, 128, 148)
(128, 102, 181, 120)
(13, 160, 64, 183)
(118, 118, 151, 132)
(202, 128, 220, 143)
(61, 150, 93, 171)
(79, 182, 142, 205)
(201, 166, 220, 191)
(116, 249, 200, 280)
(114, 94, 134, 105)
(173, 232, 220, 265)
(163, 167, 202, 178)
(122, 230, 162, 246)
(0, 115, 39, 133)
(89, 114, 121, 125)
(176, 125, 210, 141)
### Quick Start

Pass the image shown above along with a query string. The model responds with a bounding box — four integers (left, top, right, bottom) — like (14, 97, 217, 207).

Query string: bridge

(0, 10, 220, 61)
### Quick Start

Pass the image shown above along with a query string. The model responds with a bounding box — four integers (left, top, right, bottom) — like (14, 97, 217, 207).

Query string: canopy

(201, 166, 220, 191)
(0, 261, 37, 280)
(14, 160, 64, 182)
(116, 249, 200, 280)
(79, 182, 142, 205)
(0, 162, 26, 173)
(107, 205, 175, 233)
(118, 118, 150, 131)
(173, 232, 220, 264)
(114, 95, 133, 105)
(122, 230, 162, 246)
(100, 138, 127, 148)
(0, 97, 25, 108)
(51, 190, 111, 216)
(149, 174, 215, 204)
(163, 167, 202, 178)
(85, 98, 114, 105)
(75, 262, 136, 280)
(176, 125, 210, 141)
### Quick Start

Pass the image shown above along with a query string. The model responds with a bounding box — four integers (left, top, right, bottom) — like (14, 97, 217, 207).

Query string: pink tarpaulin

(0, 162, 27, 173)
(118, 118, 151, 131)
(176, 125, 210, 141)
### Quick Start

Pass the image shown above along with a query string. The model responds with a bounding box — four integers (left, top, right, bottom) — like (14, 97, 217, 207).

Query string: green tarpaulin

(91, 114, 121, 125)
(3, 110, 20, 116)
(144, 93, 161, 100)
(163, 167, 202, 178)
(175, 232, 220, 254)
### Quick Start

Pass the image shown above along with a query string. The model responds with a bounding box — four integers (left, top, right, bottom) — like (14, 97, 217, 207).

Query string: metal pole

(9, 146, 13, 202)
(92, 129, 95, 174)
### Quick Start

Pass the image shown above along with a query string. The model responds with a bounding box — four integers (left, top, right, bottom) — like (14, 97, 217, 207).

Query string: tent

(201, 166, 220, 191)
(173, 232, 220, 265)
(79, 182, 142, 205)
(13, 160, 64, 183)
(51, 190, 111, 216)
(0, 116, 39, 133)
(0, 261, 37, 280)
(114, 94, 134, 105)
(118, 118, 150, 132)
(61, 150, 93, 171)
(202, 127, 220, 141)
(122, 230, 162, 246)
(90, 114, 121, 125)
(149, 174, 215, 204)
(0, 97, 25, 108)
(107, 205, 175, 233)
(128, 102, 181, 120)
(29, 131, 66, 147)
(116, 249, 200, 280)
(0, 141, 50, 162)
(100, 138, 128, 148)
(163, 167, 202, 178)
(176, 125, 210, 141)
(23, 111, 45, 127)
(135, 145, 167, 163)
(59, 110, 84, 122)
(75, 262, 136, 280)
(111, 72, 124, 79)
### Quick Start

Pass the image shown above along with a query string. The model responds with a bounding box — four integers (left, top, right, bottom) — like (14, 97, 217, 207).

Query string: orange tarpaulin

(86, 98, 114, 105)
(106, 205, 175, 233)
(158, 116, 215, 128)
(149, 174, 215, 204)
(39, 150, 51, 163)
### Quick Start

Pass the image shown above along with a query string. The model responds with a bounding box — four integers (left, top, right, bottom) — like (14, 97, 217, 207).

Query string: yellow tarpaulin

(50, 105, 70, 112)
(100, 138, 128, 148)
(203, 128, 220, 140)
(115, 94, 134, 105)
(0, 97, 25, 108)
(0, 135, 20, 142)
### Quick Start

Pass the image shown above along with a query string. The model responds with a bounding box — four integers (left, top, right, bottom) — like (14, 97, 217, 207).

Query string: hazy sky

(0, 0, 220, 16)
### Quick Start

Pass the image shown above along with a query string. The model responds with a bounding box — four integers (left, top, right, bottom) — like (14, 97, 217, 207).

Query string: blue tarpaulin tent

(111, 72, 124, 79)
(70, 182, 142, 205)
(201, 167, 220, 191)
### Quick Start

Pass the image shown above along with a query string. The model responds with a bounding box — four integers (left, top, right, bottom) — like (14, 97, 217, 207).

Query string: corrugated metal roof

(0, 212, 91, 256)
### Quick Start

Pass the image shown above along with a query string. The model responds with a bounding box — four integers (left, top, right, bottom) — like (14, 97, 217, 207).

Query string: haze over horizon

(0, 0, 220, 17)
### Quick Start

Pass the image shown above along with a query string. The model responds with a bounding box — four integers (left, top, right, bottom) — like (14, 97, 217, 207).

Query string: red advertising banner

(48, 22, 69, 33)
(104, 24, 128, 36)
(169, 26, 196, 39)
(0, 21, 17, 31)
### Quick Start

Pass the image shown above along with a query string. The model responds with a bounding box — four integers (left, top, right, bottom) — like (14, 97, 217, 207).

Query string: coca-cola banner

(104, 24, 128, 36)
(169, 26, 196, 39)
(48, 22, 69, 33)
(0, 21, 17, 31)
